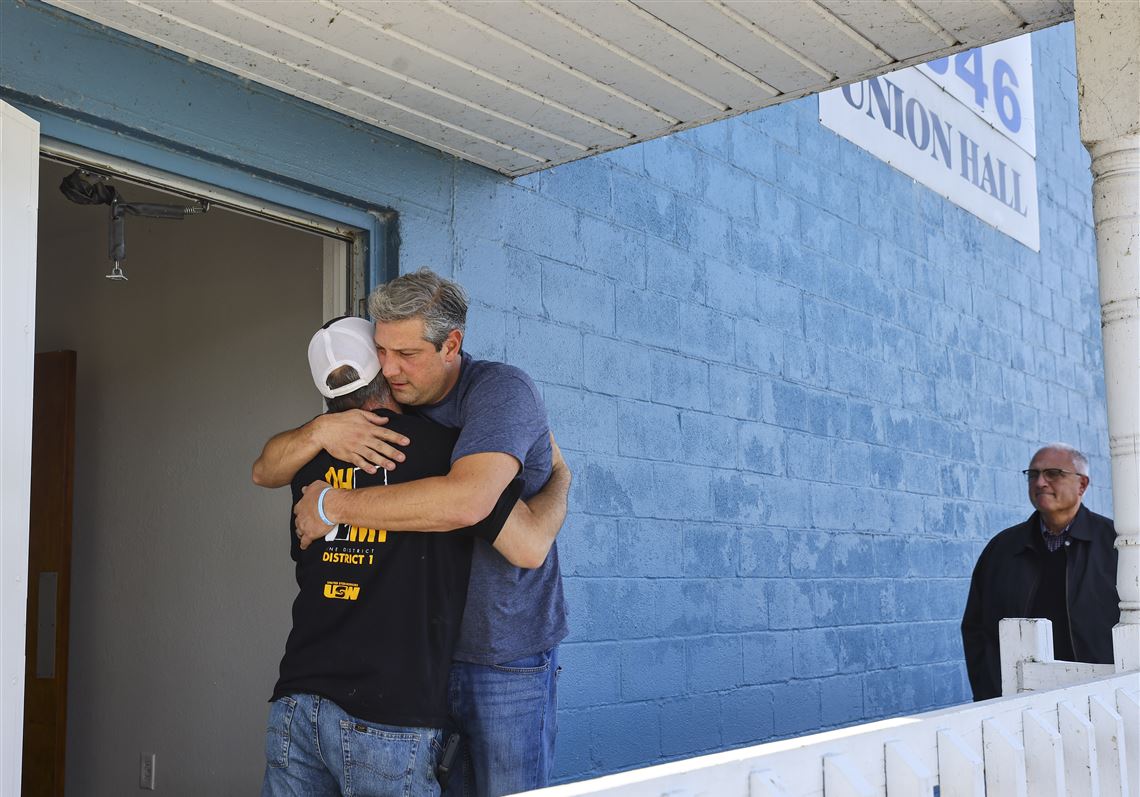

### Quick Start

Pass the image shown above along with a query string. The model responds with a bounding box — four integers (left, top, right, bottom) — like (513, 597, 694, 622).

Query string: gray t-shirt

(414, 351, 568, 664)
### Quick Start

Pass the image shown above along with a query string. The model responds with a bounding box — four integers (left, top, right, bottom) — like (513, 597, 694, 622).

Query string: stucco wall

(2, 0, 1109, 789)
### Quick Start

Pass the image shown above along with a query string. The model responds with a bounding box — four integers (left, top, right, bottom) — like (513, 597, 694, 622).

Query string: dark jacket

(961, 505, 1118, 701)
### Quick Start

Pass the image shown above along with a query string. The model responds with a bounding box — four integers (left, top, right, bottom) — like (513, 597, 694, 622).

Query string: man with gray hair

(256, 315, 569, 796)
(961, 443, 1118, 700)
(259, 269, 567, 797)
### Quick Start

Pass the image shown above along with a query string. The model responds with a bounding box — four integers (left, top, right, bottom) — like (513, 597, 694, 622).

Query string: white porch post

(1074, 0, 1140, 672)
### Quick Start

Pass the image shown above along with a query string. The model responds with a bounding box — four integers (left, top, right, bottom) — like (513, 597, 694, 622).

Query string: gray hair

(368, 268, 467, 350)
(1033, 443, 1090, 476)
(325, 366, 391, 414)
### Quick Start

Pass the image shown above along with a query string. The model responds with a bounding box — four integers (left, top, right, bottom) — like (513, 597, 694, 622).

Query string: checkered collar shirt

(1039, 517, 1074, 553)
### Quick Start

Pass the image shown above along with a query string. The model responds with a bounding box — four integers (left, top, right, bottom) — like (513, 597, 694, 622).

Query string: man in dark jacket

(961, 443, 1119, 701)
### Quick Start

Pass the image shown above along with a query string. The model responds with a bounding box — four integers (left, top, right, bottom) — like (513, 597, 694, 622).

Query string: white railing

(522, 620, 1139, 797)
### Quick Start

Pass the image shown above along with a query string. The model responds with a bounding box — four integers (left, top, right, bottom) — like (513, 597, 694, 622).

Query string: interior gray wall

(34, 160, 326, 796)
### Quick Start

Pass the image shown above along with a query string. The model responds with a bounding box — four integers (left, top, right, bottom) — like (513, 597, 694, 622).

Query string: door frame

(2, 100, 401, 790)
(1, 97, 41, 797)
(0, 90, 402, 306)
(41, 139, 369, 319)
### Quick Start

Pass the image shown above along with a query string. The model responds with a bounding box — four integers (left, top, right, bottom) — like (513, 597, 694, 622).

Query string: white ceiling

(45, 0, 1074, 176)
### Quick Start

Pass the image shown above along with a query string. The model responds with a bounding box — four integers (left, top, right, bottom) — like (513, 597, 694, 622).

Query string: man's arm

(493, 437, 571, 569)
(295, 450, 520, 547)
(252, 410, 410, 487)
(960, 552, 993, 701)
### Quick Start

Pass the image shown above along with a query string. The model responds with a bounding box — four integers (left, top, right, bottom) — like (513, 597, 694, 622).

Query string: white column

(1074, 0, 1140, 671)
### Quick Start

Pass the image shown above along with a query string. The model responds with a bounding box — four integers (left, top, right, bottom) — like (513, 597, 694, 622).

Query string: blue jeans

(445, 648, 559, 797)
(261, 693, 444, 797)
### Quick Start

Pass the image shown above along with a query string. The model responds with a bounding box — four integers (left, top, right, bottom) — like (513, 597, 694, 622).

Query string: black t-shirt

(271, 410, 522, 728)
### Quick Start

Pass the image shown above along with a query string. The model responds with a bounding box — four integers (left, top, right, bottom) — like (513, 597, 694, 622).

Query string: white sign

(820, 34, 1039, 251)
(917, 35, 1036, 157)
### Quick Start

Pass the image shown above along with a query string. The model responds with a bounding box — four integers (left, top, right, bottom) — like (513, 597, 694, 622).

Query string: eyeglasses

(1022, 468, 1083, 482)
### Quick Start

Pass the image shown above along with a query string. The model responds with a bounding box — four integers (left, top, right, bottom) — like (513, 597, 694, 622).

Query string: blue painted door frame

(9, 97, 396, 293)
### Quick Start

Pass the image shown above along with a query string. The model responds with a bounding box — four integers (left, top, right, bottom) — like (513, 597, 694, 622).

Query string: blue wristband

(317, 486, 335, 526)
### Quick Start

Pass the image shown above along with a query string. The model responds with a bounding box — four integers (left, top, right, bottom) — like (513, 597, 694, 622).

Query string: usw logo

(323, 581, 361, 601)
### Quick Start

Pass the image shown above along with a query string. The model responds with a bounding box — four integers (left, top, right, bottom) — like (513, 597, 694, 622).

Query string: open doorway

(27, 157, 355, 795)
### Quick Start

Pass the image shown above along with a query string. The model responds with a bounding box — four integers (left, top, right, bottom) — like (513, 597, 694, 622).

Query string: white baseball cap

(307, 316, 381, 399)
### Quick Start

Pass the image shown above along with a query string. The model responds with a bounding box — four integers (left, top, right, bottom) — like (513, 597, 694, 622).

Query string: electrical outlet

(139, 752, 156, 790)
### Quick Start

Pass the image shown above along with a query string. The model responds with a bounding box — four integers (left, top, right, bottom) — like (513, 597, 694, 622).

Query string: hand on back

(312, 409, 409, 474)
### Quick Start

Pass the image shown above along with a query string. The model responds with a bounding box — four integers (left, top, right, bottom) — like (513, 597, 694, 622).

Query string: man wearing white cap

(258, 316, 570, 797)
(256, 270, 570, 797)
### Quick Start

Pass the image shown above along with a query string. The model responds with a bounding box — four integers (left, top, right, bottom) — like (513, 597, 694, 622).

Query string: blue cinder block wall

(2, 0, 1108, 784)
(463, 24, 1110, 779)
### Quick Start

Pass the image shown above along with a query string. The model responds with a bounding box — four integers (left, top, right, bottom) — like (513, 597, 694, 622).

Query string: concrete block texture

(531, 24, 1103, 783)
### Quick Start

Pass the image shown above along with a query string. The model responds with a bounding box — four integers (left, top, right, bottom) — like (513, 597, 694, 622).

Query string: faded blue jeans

(445, 647, 559, 797)
(261, 693, 444, 797)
